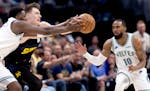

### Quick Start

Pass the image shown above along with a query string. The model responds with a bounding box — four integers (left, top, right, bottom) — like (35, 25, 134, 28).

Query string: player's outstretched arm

(75, 39, 112, 66)
(11, 16, 83, 36)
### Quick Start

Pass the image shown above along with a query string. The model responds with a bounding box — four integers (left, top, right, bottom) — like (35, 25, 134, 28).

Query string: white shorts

(116, 68, 150, 91)
(0, 61, 17, 90)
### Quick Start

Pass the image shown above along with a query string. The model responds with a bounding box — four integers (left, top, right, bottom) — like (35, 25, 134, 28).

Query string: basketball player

(0, 3, 83, 91)
(75, 19, 150, 91)
(5, 3, 67, 91)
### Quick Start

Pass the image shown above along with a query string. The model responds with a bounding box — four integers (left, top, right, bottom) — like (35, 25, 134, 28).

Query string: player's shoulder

(2, 17, 17, 26)
(132, 34, 143, 48)
(105, 38, 112, 45)
(103, 38, 112, 48)
(132, 34, 142, 42)
(12, 19, 27, 27)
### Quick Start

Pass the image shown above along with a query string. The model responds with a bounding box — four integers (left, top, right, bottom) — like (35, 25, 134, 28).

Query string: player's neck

(116, 33, 128, 46)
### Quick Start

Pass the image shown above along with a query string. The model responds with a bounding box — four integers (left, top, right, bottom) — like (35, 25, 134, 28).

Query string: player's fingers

(74, 15, 79, 18)
(78, 42, 83, 47)
(77, 43, 84, 49)
(71, 16, 84, 24)
(74, 42, 80, 48)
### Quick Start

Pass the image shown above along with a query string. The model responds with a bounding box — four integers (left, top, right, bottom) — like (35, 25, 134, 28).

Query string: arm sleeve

(83, 52, 107, 66)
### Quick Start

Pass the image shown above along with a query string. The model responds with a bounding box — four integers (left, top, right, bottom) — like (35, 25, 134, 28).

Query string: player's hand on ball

(78, 13, 96, 34)
(61, 13, 95, 34)
(64, 15, 85, 33)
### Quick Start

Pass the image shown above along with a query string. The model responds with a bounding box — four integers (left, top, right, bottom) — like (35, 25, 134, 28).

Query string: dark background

(39, 0, 150, 48)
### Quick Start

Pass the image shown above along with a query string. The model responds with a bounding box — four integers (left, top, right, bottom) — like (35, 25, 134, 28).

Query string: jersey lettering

(21, 47, 36, 54)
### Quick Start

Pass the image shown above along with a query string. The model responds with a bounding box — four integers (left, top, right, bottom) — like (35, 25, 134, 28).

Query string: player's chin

(114, 32, 120, 36)
(114, 33, 118, 36)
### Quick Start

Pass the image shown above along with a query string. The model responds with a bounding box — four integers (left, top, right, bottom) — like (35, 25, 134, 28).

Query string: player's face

(112, 21, 126, 39)
(24, 7, 41, 26)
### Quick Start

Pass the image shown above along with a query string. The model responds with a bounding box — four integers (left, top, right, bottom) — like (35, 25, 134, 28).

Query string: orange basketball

(79, 13, 96, 34)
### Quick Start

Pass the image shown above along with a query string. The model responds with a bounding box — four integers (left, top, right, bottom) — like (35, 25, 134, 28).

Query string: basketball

(79, 13, 96, 34)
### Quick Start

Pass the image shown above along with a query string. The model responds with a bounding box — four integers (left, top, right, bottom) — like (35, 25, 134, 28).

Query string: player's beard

(114, 33, 123, 39)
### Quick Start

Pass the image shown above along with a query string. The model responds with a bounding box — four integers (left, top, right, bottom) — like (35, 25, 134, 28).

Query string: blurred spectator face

(93, 49, 101, 56)
(53, 44, 62, 58)
(70, 43, 76, 53)
(75, 36, 83, 44)
(137, 21, 146, 34)
(84, 61, 91, 67)
(41, 40, 51, 47)
(18, 1, 26, 9)
(107, 53, 115, 65)
(59, 36, 68, 47)
(44, 46, 52, 53)
(63, 44, 72, 55)
(92, 35, 99, 44)
(43, 51, 52, 61)
(72, 53, 82, 63)
(24, 7, 41, 26)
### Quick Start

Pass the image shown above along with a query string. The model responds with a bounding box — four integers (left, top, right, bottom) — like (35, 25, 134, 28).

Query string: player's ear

(124, 26, 127, 32)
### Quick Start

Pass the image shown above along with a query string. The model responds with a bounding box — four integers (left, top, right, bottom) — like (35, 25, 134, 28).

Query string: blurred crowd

(0, 0, 150, 91)
(24, 26, 149, 91)
(26, 34, 118, 91)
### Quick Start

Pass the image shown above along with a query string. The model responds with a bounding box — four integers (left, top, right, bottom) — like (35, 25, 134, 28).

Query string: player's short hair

(9, 7, 25, 18)
(114, 19, 126, 27)
(25, 2, 40, 13)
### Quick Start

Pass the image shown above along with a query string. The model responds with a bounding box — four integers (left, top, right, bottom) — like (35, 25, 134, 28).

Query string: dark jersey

(5, 39, 39, 69)
(4, 39, 42, 89)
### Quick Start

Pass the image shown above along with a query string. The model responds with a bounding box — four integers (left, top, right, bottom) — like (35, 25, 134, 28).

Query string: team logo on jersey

(139, 70, 142, 74)
(21, 47, 37, 54)
(115, 46, 118, 49)
(15, 71, 21, 78)
(126, 46, 131, 48)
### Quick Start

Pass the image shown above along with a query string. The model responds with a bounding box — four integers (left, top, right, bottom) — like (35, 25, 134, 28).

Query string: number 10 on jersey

(123, 58, 132, 66)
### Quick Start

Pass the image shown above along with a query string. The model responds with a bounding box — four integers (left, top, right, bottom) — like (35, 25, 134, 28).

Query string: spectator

(133, 20, 150, 69)
(88, 35, 100, 54)
(71, 53, 89, 91)
(133, 20, 150, 52)
(36, 47, 68, 91)
(0, 0, 18, 13)
(51, 56, 86, 91)
(91, 49, 108, 91)
(75, 36, 83, 44)
(105, 53, 116, 91)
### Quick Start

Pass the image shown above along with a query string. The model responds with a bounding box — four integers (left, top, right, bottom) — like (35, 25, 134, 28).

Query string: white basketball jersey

(0, 17, 24, 60)
(111, 33, 140, 71)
